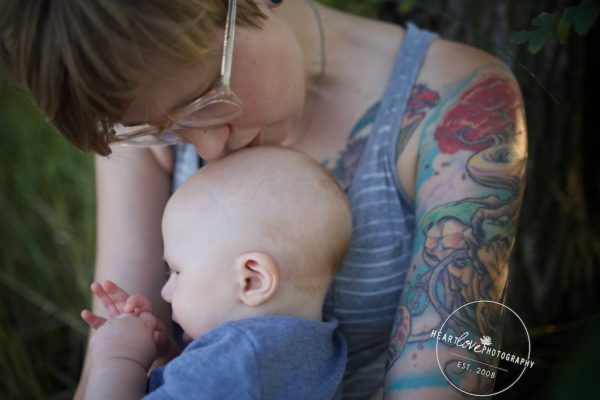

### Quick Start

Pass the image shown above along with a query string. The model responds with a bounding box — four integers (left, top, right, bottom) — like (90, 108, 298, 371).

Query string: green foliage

(318, 0, 382, 18)
(397, 0, 417, 14)
(511, 13, 558, 54)
(0, 78, 95, 399)
(511, 0, 600, 53)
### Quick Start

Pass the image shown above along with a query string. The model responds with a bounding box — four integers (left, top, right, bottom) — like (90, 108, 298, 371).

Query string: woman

(0, 0, 527, 398)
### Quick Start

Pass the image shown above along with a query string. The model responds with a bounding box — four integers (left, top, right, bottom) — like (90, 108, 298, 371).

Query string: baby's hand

(88, 311, 160, 370)
(80, 280, 136, 326)
(81, 280, 153, 328)
(81, 280, 174, 359)
(123, 293, 153, 316)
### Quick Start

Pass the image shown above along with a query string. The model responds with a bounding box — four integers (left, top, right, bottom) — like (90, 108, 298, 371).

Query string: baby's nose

(160, 279, 172, 303)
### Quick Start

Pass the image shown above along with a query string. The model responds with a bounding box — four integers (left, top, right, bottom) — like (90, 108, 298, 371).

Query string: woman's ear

(235, 252, 279, 307)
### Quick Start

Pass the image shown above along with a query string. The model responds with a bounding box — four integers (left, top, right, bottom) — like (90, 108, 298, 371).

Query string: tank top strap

(380, 22, 437, 170)
(374, 22, 437, 137)
(350, 22, 437, 208)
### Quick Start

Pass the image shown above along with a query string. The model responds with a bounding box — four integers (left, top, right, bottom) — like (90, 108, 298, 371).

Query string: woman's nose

(180, 125, 230, 161)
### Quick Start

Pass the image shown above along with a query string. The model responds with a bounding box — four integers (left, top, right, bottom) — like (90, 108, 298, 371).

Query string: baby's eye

(165, 268, 180, 276)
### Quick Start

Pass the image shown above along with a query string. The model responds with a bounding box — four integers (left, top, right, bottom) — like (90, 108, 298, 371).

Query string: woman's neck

(274, 1, 406, 156)
(273, 1, 325, 84)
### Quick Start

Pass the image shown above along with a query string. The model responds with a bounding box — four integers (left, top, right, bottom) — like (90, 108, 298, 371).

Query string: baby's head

(161, 146, 351, 339)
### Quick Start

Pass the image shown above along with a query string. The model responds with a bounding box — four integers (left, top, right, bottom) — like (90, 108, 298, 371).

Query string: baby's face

(161, 197, 241, 340)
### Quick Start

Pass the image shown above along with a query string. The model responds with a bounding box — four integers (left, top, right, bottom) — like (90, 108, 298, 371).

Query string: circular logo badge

(433, 300, 533, 397)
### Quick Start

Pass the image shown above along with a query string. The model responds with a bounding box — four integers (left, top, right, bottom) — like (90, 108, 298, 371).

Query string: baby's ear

(235, 252, 279, 307)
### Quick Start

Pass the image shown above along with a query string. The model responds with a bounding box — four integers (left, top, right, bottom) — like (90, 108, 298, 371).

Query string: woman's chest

(296, 76, 420, 199)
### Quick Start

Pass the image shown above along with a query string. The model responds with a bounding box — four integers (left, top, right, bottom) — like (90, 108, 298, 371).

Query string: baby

(81, 146, 352, 399)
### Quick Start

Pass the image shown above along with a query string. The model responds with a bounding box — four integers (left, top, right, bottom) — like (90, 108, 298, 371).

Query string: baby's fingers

(139, 313, 176, 359)
(80, 309, 107, 330)
(124, 294, 153, 315)
(101, 280, 130, 308)
(138, 310, 158, 331)
(91, 282, 121, 317)
(153, 319, 177, 359)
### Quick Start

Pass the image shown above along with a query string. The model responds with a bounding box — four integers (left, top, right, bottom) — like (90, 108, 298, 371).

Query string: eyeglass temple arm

(220, 0, 237, 88)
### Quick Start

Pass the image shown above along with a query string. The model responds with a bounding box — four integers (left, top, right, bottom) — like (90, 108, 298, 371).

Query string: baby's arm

(81, 281, 167, 400)
(85, 313, 157, 400)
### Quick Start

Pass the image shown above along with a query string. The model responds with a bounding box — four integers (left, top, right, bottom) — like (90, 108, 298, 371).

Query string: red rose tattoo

(434, 76, 521, 154)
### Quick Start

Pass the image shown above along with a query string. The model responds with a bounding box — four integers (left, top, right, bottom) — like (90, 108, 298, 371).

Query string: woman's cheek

(235, 64, 305, 127)
(232, 28, 305, 127)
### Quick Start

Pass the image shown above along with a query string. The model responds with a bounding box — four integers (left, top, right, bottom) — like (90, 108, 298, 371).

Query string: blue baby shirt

(145, 316, 347, 399)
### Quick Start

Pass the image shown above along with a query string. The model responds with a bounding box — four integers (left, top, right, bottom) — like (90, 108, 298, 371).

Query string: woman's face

(121, 8, 306, 161)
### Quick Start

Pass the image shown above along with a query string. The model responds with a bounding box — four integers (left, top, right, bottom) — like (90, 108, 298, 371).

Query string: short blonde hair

(0, 0, 265, 155)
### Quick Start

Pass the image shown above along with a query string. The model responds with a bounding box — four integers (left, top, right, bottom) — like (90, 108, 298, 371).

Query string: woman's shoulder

(422, 36, 515, 85)
(394, 33, 522, 202)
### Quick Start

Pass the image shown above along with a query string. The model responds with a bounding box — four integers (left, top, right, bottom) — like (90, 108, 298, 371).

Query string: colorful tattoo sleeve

(384, 65, 528, 398)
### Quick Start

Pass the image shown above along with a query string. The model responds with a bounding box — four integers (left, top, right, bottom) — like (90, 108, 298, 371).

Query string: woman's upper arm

(94, 146, 172, 317)
(384, 51, 527, 398)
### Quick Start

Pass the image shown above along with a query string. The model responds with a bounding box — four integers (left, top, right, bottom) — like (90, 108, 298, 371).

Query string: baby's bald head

(163, 146, 352, 291)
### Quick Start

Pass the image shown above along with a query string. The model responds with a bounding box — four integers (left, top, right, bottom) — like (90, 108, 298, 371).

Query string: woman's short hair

(0, 0, 265, 155)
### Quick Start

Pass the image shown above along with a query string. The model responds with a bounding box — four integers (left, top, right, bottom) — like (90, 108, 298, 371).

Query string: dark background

(370, 1, 600, 398)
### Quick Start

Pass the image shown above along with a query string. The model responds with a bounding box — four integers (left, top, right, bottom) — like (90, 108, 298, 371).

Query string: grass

(0, 78, 95, 399)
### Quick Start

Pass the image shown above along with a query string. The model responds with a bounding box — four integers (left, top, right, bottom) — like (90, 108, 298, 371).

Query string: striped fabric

(171, 143, 201, 192)
(171, 23, 437, 400)
(324, 24, 437, 398)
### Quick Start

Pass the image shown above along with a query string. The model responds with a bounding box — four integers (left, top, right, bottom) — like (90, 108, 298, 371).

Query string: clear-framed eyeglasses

(107, 0, 243, 147)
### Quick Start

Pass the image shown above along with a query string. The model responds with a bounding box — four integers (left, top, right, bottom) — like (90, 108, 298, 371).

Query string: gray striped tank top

(171, 23, 436, 400)
(324, 24, 436, 398)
